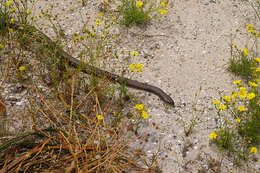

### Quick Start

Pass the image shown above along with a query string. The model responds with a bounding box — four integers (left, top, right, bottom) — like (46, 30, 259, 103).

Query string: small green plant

(183, 86, 204, 136)
(120, 0, 150, 25)
(229, 25, 260, 79)
(229, 48, 254, 78)
(209, 24, 260, 166)
(210, 68, 259, 164)
(119, 0, 169, 26)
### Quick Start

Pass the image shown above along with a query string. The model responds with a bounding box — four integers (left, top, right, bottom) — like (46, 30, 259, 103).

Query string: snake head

(164, 96, 175, 107)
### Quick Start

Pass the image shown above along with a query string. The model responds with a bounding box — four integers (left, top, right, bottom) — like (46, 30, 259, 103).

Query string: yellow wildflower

(97, 115, 103, 120)
(91, 32, 96, 37)
(8, 28, 13, 33)
(135, 104, 144, 110)
(129, 64, 136, 71)
(158, 9, 168, 14)
(96, 18, 101, 26)
(0, 43, 4, 48)
(100, 34, 105, 38)
(224, 96, 231, 102)
(141, 110, 149, 119)
(247, 92, 256, 100)
(7, 0, 12, 7)
(255, 57, 260, 62)
(158, 9, 164, 14)
(136, 1, 144, 8)
(113, 15, 117, 21)
(218, 104, 226, 111)
(209, 131, 218, 139)
(243, 48, 249, 56)
(9, 8, 16, 13)
(160, 1, 167, 7)
(231, 92, 238, 98)
(10, 18, 14, 24)
(232, 80, 241, 85)
(19, 66, 25, 71)
(238, 106, 246, 112)
(239, 87, 247, 98)
(248, 81, 258, 87)
(256, 68, 260, 72)
(131, 51, 139, 56)
(136, 63, 144, 72)
(79, 36, 84, 40)
(250, 147, 258, 154)
(246, 24, 253, 29)
(99, 12, 103, 18)
(235, 118, 241, 123)
(26, 9, 31, 15)
(38, 13, 42, 18)
(213, 99, 220, 105)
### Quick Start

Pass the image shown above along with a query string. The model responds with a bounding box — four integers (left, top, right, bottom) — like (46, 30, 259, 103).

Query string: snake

(10, 22, 175, 107)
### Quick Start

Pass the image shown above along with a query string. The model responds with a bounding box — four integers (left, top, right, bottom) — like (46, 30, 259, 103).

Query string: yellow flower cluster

(231, 91, 238, 98)
(213, 100, 227, 111)
(131, 51, 139, 56)
(129, 63, 144, 72)
(246, 25, 260, 37)
(9, 8, 16, 13)
(213, 80, 258, 114)
(232, 80, 242, 86)
(247, 92, 256, 100)
(231, 81, 257, 100)
(160, 1, 167, 7)
(135, 104, 149, 119)
(135, 104, 144, 110)
(158, 9, 168, 14)
(248, 81, 258, 87)
(96, 18, 101, 26)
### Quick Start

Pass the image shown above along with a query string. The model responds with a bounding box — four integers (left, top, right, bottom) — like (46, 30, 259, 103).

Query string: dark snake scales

(10, 23, 175, 107)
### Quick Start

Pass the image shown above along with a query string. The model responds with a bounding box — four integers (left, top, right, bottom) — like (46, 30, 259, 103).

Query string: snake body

(11, 23, 175, 107)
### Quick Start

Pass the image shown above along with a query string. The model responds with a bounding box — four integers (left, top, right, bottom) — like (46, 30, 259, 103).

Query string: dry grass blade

(1, 137, 51, 172)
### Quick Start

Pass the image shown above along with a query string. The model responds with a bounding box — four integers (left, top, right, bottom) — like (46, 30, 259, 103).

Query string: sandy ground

(1, 0, 260, 172)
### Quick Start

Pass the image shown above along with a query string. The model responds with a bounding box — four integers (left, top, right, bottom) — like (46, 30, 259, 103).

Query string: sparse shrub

(210, 25, 260, 165)
(119, 0, 169, 26)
